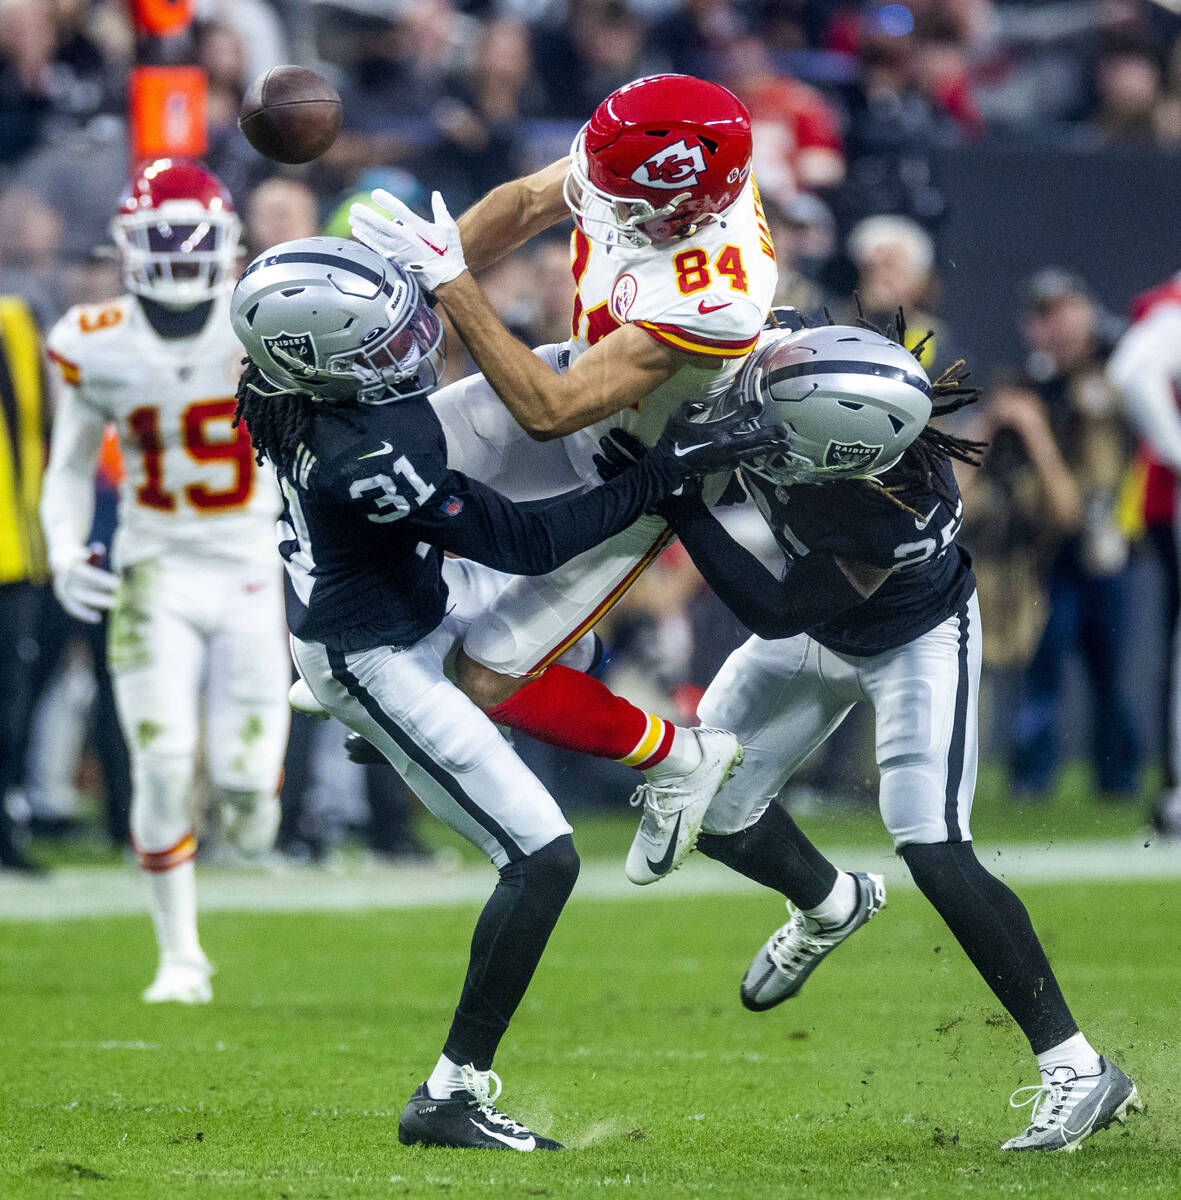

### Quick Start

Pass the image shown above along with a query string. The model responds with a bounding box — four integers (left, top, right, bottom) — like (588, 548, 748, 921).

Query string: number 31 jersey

(561, 179, 779, 484)
(46, 292, 279, 568)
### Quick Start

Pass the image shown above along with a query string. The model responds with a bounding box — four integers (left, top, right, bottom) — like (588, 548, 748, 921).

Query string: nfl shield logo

(262, 331, 317, 376)
(824, 440, 880, 472)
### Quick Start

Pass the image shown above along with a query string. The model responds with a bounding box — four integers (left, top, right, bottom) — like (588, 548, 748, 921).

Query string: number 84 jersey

(46, 292, 279, 568)
(743, 453, 976, 657)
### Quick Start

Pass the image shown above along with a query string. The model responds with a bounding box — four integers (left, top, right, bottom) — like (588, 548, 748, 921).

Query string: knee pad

(129, 753, 193, 853)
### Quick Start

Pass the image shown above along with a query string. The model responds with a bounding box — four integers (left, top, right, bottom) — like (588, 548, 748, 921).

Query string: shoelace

(458, 1066, 531, 1135)
(629, 781, 684, 832)
(1008, 1078, 1078, 1130)
(766, 909, 837, 972)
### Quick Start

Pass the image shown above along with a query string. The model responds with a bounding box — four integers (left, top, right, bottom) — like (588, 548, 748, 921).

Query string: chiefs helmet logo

(631, 139, 708, 190)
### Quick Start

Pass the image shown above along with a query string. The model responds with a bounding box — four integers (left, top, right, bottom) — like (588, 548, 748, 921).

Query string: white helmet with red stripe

(111, 158, 241, 307)
(565, 74, 753, 248)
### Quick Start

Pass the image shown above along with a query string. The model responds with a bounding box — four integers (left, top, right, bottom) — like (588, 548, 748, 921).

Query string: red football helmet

(565, 75, 753, 247)
(111, 159, 241, 306)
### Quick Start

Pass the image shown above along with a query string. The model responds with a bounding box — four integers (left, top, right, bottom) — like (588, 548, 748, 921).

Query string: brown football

(238, 65, 342, 165)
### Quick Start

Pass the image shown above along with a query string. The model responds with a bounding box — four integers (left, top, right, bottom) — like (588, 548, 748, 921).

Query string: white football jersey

(562, 179, 779, 483)
(46, 292, 279, 568)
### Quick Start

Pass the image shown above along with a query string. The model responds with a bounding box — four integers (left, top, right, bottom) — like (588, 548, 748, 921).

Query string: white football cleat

(142, 958, 214, 1005)
(288, 678, 329, 720)
(625, 727, 743, 885)
(1002, 1058, 1140, 1152)
(741, 872, 886, 1009)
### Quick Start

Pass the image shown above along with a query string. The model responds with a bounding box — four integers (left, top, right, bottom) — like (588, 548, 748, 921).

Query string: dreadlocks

(795, 301, 987, 512)
(233, 358, 318, 471)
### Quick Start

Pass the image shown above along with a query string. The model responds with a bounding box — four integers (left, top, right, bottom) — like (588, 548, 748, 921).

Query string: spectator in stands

(1007, 268, 1140, 803)
(0, 0, 56, 165)
(535, 0, 666, 119)
(721, 35, 846, 202)
(0, 185, 63, 324)
(845, 213, 946, 369)
(957, 378, 1083, 759)
(421, 19, 541, 209)
(1089, 35, 1181, 147)
(245, 177, 319, 257)
(762, 190, 841, 318)
(648, 0, 741, 79)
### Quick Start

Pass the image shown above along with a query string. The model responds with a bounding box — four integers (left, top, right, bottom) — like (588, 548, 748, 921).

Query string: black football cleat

(397, 1071, 562, 1152)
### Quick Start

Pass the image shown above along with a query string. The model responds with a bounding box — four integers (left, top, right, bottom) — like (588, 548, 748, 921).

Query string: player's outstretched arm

(404, 406, 785, 576)
(455, 159, 570, 273)
(350, 189, 711, 439)
(669, 491, 873, 640)
(597, 438, 882, 640)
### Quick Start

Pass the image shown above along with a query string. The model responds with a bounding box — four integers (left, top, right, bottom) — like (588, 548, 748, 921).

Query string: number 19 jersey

(562, 179, 779, 484)
(46, 293, 279, 569)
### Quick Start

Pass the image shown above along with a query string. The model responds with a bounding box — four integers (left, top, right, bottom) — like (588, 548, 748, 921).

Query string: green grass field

(2, 808, 1179, 1200)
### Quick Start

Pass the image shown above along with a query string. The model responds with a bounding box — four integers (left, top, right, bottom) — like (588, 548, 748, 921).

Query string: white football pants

(430, 344, 674, 677)
(291, 558, 575, 869)
(108, 553, 290, 856)
(700, 592, 982, 848)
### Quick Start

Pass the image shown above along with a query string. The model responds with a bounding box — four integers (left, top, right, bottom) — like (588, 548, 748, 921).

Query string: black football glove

(593, 428, 645, 483)
(650, 400, 788, 479)
(764, 305, 805, 332)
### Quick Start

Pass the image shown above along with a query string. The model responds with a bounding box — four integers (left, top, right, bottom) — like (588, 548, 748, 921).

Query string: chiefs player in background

(40, 160, 290, 1004)
(349, 75, 779, 882)
(1108, 273, 1181, 838)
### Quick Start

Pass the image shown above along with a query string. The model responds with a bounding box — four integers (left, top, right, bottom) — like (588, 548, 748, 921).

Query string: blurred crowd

(2, 0, 1181, 868)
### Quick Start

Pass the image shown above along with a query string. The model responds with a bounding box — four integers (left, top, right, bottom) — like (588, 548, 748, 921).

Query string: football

(238, 65, 342, 165)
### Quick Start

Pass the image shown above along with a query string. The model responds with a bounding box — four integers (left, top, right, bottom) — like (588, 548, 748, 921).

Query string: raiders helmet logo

(632, 139, 708, 190)
(262, 331, 317, 376)
(824, 440, 881, 472)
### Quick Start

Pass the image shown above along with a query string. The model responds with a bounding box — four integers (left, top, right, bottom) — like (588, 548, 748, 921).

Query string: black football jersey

(743, 454, 976, 655)
(275, 396, 683, 653)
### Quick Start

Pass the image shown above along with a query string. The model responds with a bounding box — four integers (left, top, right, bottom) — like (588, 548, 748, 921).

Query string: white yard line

(1, 837, 1180, 921)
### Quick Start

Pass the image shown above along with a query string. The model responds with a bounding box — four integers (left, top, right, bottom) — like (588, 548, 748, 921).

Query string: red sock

(485, 665, 675, 768)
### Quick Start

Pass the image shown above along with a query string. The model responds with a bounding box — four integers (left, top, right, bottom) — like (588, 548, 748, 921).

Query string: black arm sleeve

(669, 501, 866, 640)
(402, 456, 681, 575)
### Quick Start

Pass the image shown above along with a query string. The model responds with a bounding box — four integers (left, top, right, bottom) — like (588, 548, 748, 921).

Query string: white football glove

(52, 544, 118, 624)
(348, 189, 467, 293)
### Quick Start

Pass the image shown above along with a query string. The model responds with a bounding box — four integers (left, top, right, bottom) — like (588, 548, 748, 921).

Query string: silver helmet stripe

(765, 360, 932, 395)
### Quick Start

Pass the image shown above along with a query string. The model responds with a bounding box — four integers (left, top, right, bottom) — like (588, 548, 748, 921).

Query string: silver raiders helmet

(735, 324, 933, 485)
(230, 237, 444, 405)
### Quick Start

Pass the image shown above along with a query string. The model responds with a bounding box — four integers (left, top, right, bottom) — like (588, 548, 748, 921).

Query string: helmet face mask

(112, 160, 240, 307)
(231, 238, 445, 406)
(564, 74, 753, 248)
(734, 325, 934, 486)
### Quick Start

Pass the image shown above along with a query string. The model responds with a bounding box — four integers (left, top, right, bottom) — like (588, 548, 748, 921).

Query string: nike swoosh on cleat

(359, 441, 394, 459)
(673, 441, 712, 457)
(646, 809, 683, 876)
(469, 1119, 535, 1150)
(1062, 1084, 1111, 1140)
(698, 299, 731, 314)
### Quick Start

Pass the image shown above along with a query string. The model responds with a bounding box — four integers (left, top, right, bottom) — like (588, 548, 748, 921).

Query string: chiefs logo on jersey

(610, 273, 638, 321)
(631, 139, 708, 190)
